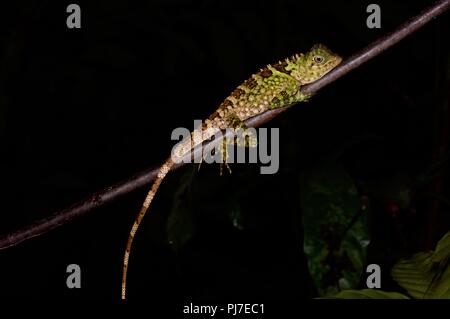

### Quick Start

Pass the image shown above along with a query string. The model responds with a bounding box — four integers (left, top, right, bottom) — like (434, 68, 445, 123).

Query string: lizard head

(287, 44, 342, 84)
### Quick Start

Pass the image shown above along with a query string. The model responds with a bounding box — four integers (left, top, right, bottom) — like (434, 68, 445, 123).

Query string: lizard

(121, 43, 342, 299)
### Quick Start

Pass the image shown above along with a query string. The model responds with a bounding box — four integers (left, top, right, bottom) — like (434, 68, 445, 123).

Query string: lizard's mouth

(330, 56, 343, 69)
(322, 56, 342, 75)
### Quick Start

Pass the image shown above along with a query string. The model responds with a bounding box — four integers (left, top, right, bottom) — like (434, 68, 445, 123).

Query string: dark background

(0, 0, 449, 305)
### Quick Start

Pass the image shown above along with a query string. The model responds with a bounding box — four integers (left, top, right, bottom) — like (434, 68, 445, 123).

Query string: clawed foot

(220, 162, 232, 176)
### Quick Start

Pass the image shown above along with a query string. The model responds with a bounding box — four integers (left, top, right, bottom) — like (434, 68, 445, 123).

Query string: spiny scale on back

(121, 44, 342, 300)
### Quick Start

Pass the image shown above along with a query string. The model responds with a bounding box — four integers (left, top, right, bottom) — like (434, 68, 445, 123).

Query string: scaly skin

(121, 44, 342, 299)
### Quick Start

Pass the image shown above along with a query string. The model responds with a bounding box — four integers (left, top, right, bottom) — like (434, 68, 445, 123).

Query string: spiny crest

(309, 43, 335, 57)
(287, 44, 342, 84)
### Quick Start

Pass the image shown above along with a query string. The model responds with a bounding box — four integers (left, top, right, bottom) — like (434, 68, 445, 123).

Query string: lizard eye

(313, 55, 325, 64)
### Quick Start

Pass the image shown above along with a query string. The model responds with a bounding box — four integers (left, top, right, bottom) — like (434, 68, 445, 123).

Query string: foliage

(331, 289, 409, 299)
(329, 231, 450, 299)
(391, 231, 450, 299)
(301, 163, 369, 296)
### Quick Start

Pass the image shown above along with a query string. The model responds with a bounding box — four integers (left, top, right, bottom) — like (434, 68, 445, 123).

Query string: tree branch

(1, 0, 449, 250)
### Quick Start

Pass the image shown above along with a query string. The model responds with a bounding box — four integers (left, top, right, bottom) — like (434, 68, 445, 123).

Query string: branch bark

(1, 0, 449, 250)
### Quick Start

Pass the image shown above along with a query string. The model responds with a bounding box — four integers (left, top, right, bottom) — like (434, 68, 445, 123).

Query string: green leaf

(301, 163, 369, 296)
(433, 232, 450, 262)
(391, 231, 450, 299)
(330, 289, 409, 299)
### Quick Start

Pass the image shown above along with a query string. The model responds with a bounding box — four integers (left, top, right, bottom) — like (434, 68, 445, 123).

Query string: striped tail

(121, 157, 174, 300)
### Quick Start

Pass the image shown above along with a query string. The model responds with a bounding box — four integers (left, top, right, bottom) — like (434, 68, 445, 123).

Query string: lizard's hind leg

(209, 112, 258, 175)
(235, 127, 258, 148)
(197, 154, 204, 172)
(219, 139, 232, 176)
(219, 125, 258, 175)
(226, 112, 258, 148)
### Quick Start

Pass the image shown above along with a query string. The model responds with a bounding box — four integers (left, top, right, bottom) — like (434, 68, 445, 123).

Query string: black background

(0, 0, 449, 307)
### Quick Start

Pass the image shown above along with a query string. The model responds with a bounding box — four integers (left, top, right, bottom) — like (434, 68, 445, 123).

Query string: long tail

(121, 157, 174, 300)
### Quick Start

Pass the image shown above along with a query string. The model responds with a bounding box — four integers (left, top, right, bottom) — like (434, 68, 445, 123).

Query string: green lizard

(121, 44, 342, 299)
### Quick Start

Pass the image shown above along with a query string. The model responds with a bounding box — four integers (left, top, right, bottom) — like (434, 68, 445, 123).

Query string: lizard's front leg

(268, 87, 311, 109)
